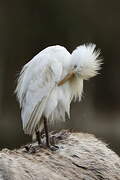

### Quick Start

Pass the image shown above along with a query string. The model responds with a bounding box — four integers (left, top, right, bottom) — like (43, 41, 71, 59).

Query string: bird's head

(70, 43, 102, 80)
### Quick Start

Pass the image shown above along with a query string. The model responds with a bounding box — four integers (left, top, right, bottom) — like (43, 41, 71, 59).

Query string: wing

(15, 47, 63, 135)
(23, 81, 56, 135)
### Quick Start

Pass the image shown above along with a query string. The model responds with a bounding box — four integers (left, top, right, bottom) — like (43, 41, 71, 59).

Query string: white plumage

(15, 44, 102, 137)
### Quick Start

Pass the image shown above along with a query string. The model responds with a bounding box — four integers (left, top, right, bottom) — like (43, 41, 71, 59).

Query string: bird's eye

(74, 65, 77, 68)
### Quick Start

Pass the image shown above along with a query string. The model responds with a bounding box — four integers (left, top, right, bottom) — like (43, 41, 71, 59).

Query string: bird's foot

(24, 143, 45, 153)
(47, 144, 59, 151)
(45, 135, 59, 151)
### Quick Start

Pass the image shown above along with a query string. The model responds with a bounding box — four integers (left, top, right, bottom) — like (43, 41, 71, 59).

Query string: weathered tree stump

(0, 130, 120, 180)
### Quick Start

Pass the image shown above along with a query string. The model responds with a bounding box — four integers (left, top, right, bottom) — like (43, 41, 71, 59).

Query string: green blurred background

(0, 0, 120, 155)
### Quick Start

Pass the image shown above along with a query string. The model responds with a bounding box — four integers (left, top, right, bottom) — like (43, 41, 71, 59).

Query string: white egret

(15, 43, 102, 149)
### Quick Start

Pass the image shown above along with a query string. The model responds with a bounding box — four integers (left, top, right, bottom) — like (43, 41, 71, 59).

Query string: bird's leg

(24, 130, 43, 153)
(44, 117, 50, 147)
(35, 130, 41, 145)
(43, 117, 59, 151)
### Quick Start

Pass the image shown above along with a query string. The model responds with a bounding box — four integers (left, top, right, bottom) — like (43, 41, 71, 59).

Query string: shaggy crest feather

(71, 43, 102, 80)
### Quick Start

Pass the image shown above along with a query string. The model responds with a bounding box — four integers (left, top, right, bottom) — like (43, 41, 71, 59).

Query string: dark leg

(44, 117, 50, 147)
(24, 129, 42, 153)
(35, 130, 41, 145)
(44, 117, 59, 151)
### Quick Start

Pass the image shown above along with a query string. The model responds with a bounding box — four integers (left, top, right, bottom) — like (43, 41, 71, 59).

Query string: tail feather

(24, 86, 55, 135)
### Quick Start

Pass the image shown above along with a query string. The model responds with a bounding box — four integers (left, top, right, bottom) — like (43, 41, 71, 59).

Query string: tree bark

(0, 130, 120, 180)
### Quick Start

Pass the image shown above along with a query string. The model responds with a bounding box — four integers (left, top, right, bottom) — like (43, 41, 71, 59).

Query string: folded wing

(15, 50, 63, 135)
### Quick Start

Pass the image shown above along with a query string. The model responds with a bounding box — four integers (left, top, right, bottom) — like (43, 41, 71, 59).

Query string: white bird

(15, 43, 102, 149)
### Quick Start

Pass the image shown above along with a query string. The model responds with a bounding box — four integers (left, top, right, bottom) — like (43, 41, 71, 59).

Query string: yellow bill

(58, 71, 75, 86)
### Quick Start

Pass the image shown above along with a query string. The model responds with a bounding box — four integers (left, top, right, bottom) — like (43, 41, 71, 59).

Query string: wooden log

(0, 130, 120, 180)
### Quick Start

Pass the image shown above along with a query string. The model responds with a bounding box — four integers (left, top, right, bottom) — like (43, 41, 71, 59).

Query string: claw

(24, 143, 45, 153)
(24, 144, 32, 152)
(48, 145, 59, 151)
